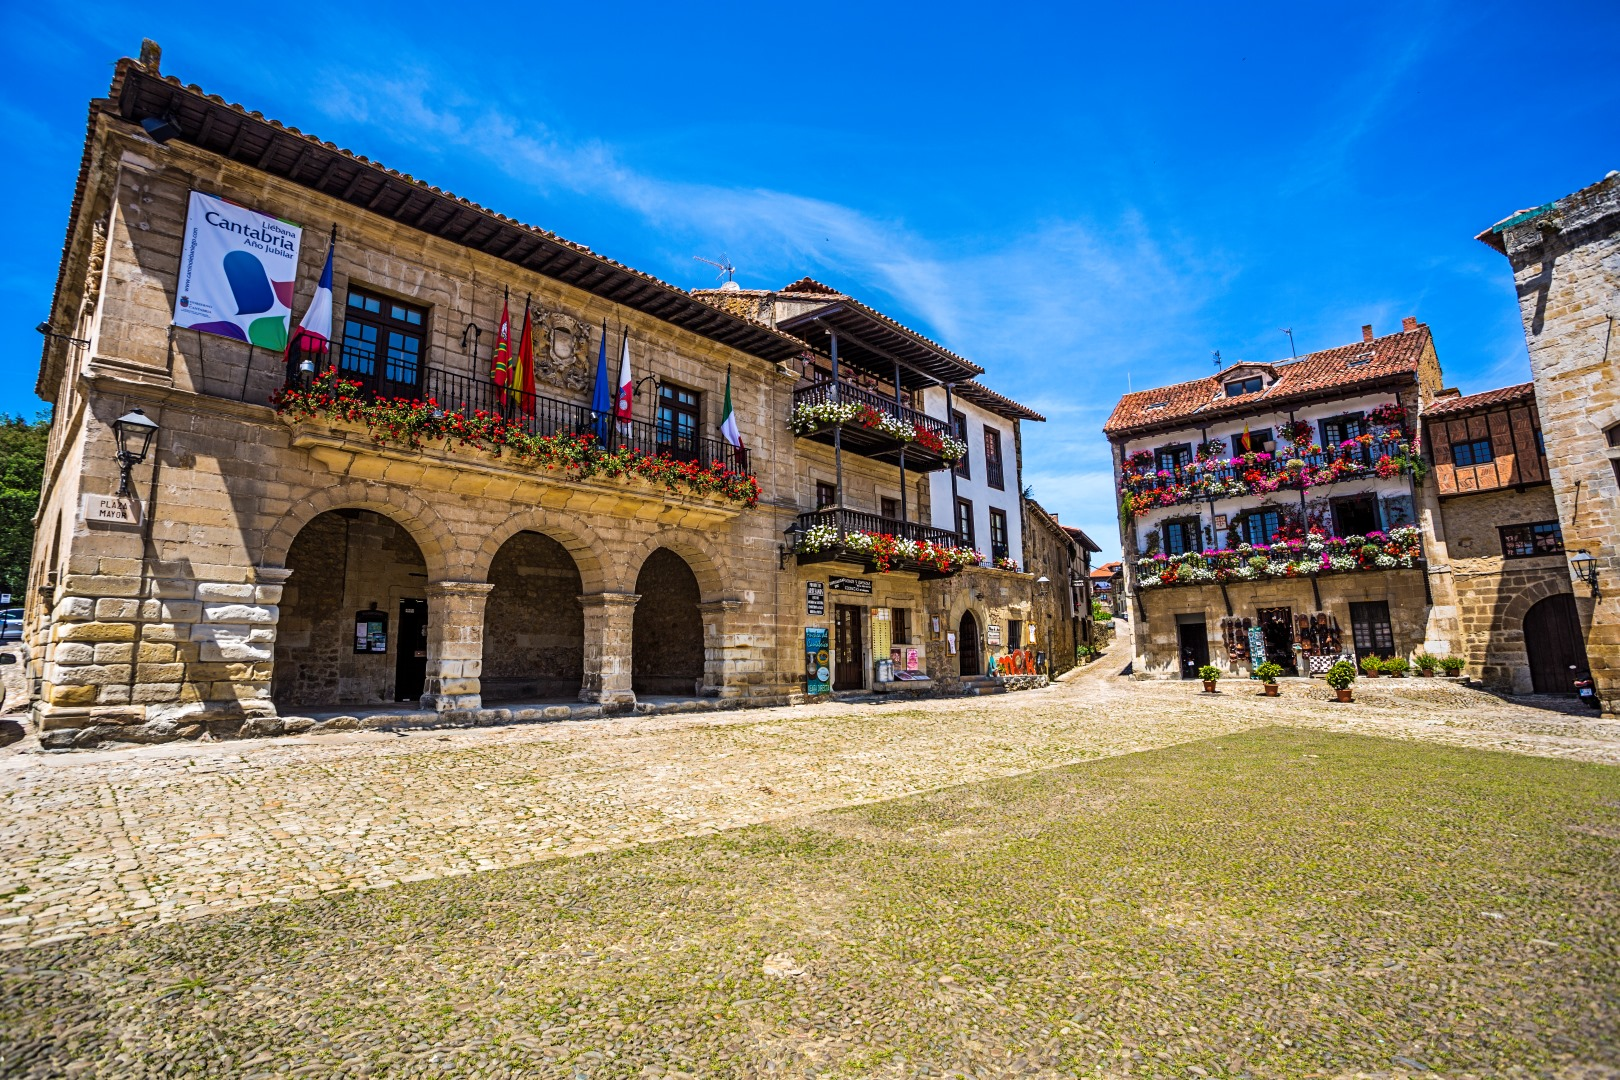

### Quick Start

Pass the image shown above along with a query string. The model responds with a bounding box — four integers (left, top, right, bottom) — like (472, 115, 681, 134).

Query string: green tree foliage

(0, 413, 51, 595)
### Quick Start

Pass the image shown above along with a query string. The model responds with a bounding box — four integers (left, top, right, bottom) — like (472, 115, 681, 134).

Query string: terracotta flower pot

(1202, 680, 1217, 694)
(1263, 683, 1279, 696)
(1419, 669, 1434, 677)
(1363, 669, 1379, 678)
(1336, 688, 1353, 702)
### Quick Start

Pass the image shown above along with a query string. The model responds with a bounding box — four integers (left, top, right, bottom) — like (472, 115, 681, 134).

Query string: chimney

(139, 39, 162, 72)
(1361, 324, 1374, 342)
(1402, 316, 1419, 332)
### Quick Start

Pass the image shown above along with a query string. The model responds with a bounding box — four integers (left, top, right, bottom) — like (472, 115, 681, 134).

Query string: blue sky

(5, 2, 1617, 557)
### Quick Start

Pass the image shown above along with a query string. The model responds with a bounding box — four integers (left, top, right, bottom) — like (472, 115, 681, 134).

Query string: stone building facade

(1104, 322, 1452, 678)
(1478, 173, 1620, 713)
(25, 51, 1045, 745)
(1421, 383, 1579, 692)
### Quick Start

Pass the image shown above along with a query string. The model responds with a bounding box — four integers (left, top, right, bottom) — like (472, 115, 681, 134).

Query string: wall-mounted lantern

(113, 408, 159, 497)
(1570, 549, 1600, 596)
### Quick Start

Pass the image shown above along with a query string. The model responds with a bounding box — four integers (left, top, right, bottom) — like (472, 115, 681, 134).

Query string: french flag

(291, 232, 334, 354)
(615, 330, 634, 434)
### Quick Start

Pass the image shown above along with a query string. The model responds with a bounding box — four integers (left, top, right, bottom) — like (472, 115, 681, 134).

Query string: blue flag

(590, 319, 612, 443)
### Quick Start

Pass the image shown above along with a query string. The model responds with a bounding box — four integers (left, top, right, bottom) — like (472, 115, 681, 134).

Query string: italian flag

(720, 367, 743, 449)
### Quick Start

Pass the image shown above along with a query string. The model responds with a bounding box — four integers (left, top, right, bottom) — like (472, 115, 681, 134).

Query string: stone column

(419, 581, 493, 714)
(579, 592, 638, 706)
(698, 598, 746, 697)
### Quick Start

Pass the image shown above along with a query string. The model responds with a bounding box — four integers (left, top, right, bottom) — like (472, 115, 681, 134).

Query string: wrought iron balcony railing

(1120, 437, 1414, 512)
(287, 346, 749, 476)
(789, 378, 959, 471)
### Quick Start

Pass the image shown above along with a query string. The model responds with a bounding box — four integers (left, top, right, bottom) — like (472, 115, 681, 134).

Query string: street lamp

(113, 408, 159, 497)
(1570, 549, 1600, 596)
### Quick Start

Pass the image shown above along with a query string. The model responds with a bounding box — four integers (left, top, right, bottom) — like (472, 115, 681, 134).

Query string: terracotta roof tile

(1422, 382, 1535, 417)
(1103, 325, 1432, 438)
(954, 380, 1044, 423)
(779, 277, 846, 297)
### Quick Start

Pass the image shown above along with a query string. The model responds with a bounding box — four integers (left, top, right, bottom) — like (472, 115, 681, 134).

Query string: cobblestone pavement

(3, 640, 1617, 952)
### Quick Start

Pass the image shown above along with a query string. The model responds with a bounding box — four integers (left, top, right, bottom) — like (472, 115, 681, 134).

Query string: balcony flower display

(795, 525, 982, 575)
(1118, 435, 1422, 512)
(273, 368, 762, 507)
(1134, 526, 1423, 589)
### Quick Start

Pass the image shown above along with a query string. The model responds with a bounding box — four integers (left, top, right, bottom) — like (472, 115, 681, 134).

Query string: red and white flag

(289, 232, 334, 355)
(615, 331, 634, 434)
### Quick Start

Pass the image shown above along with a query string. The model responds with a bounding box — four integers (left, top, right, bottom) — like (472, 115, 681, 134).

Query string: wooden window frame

(988, 507, 1010, 564)
(815, 480, 838, 509)
(984, 427, 1006, 490)
(339, 285, 428, 395)
(1224, 375, 1263, 398)
(1452, 437, 1494, 467)
(1499, 520, 1564, 559)
(656, 383, 701, 459)
(955, 497, 975, 549)
(1162, 516, 1201, 557)
(952, 410, 971, 480)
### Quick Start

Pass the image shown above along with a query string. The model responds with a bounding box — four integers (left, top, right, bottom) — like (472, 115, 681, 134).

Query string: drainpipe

(831, 329, 843, 538)
(894, 358, 907, 527)
(945, 382, 960, 537)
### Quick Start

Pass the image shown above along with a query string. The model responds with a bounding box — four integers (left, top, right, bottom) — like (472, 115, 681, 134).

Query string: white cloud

(301, 72, 1223, 559)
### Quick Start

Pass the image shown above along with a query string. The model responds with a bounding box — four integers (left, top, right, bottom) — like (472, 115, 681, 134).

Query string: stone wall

(1433, 482, 1573, 692)
(1487, 173, 1620, 713)
(1132, 570, 1432, 678)
(482, 530, 584, 701)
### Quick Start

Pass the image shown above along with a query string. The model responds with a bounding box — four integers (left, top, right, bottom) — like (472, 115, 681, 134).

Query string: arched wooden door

(1525, 593, 1588, 693)
(958, 611, 982, 677)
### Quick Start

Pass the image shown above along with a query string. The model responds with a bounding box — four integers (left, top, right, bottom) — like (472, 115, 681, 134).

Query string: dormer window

(1224, 376, 1263, 397)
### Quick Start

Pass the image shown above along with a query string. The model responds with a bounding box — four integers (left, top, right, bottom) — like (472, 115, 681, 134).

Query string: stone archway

(481, 530, 585, 701)
(273, 508, 429, 710)
(631, 548, 705, 696)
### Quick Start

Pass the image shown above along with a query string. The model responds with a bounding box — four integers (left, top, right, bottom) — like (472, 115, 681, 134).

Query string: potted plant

(1413, 652, 1438, 677)
(1360, 655, 1382, 678)
(1198, 664, 1222, 693)
(1439, 655, 1465, 678)
(1255, 661, 1284, 696)
(1383, 656, 1410, 678)
(1325, 659, 1357, 702)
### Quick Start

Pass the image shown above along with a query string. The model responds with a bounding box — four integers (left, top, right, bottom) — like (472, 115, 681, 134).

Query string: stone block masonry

(1484, 172, 1620, 712)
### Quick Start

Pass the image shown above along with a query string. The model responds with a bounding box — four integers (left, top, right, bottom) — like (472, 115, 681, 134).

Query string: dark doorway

(396, 598, 428, 702)
(1349, 601, 1395, 661)
(1525, 593, 1588, 693)
(1332, 494, 1380, 536)
(1256, 606, 1295, 671)
(834, 604, 865, 690)
(1008, 619, 1024, 654)
(958, 611, 981, 677)
(1177, 618, 1209, 679)
(632, 549, 705, 695)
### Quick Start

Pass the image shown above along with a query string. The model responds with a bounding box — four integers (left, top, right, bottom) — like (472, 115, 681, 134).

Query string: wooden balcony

(790, 379, 958, 472)
(790, 508, 973, 579)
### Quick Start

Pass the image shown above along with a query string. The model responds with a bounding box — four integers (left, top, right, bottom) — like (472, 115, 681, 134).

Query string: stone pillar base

(579, 592, 638, 705)
(421, 581, 493, 714)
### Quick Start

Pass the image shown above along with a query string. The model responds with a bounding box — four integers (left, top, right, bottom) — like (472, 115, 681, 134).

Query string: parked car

(0, 608, 22, 643)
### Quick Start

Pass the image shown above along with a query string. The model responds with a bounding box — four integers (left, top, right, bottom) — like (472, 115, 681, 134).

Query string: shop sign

(805, 627, 831, 694)
(987, 621, 1002, 646)
(828, 576, 873, 594)
(806, 581, 825, 616)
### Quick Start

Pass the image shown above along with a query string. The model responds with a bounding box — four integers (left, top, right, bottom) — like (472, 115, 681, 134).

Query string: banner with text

(173, 191, 303, 350)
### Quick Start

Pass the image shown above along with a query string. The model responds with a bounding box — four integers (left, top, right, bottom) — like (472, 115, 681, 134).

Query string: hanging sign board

(806, 581, 825, 616)
(355, 610, 389, 654)
(828, 576, 873, 594)
(805, 627, 831, 694)
(173, 191, 303, 350)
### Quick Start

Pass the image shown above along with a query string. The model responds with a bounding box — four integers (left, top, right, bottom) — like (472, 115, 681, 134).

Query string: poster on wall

(806, 581, 825, 616)
(987, 622, 1002, 646)
(805, 627, 831, 694)
(173, 191, 303, 350)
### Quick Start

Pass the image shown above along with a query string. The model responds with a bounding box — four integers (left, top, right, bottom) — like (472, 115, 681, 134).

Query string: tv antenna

(1280, 327, 1297, 358)
(693, 254, 737, 283)
(1212, 349, 1222, 371)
